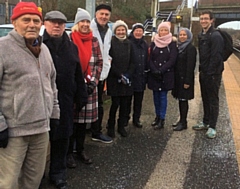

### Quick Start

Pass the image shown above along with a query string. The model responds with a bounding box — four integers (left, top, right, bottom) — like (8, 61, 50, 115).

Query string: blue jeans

(153, 90, 168, 119)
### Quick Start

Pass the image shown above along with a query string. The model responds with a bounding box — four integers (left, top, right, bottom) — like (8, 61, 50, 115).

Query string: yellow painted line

(223, 54, 240, 173)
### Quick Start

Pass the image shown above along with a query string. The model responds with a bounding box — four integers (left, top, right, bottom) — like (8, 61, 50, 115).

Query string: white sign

(192, 17, 200, 21)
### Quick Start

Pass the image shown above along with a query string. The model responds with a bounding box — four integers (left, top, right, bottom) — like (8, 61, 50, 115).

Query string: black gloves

(87, 81, 96, 95)
(0, 128, 8, 148)
(152, 71, 162, 81)
(49, 119, 60, 141)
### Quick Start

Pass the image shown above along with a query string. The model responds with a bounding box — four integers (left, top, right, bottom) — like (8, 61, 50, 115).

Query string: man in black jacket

(43, 11, 88, 189)
(192, 10, 224, 139)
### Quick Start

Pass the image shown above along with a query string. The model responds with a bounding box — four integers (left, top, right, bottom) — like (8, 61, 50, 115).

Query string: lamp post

(151, 0, 158, 35)
(189, 0, 194, 31)
(86, 0, 95, 20)
(5, 0, 9, 24)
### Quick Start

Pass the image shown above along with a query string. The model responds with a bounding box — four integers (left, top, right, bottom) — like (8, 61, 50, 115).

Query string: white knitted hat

(112, 20, 128, 34)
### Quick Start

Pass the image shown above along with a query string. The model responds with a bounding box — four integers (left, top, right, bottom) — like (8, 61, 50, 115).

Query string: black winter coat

(147, 40, 178, 91)
(172, 43, 197, 100)
(198, 25, 224, 75)
(107, 36, 134, 96)
(129, 35, 148, 92)
(43, 31, 88, 140)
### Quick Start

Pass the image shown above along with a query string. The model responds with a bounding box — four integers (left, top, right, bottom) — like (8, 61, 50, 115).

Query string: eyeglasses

(200, 17, 210, 21)
(48, 20, 65, 25)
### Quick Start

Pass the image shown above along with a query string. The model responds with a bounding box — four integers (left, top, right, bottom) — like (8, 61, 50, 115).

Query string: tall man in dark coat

(192, 10, 224, 139)
(43, 11, 88, 189)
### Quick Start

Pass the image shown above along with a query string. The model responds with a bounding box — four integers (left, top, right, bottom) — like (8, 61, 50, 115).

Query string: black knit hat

(132, 23, 144, 32)
(95, 4, 112, 12)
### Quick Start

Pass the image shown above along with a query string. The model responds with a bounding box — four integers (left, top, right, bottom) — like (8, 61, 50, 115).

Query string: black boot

(154, 119, 165, 130)
(107, 128, 115, 138)
(133, 118, 143, 128)
(172, 121, 181, 127)
(151, 116, 160, 126)
(173, 122, 187, 131)
(133, 120, 143, 128)
(117, 126, 127, 137)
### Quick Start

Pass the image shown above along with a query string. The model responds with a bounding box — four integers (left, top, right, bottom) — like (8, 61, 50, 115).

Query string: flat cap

(95, 4, 112, 12)
(44, 11, 67, 22)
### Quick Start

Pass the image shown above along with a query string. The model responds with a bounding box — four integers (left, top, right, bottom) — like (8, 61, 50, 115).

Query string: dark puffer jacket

(128, 34, 148, 92)
(147, 40, 178, 91)
(107, 36, 134, 96)
(172, 43, 197, 100)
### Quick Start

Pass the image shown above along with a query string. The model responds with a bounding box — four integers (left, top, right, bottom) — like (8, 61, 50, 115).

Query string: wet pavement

(41, 54, 240, 189)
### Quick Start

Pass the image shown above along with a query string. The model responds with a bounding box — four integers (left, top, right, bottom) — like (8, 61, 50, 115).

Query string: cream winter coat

(90, 19, 112, 81)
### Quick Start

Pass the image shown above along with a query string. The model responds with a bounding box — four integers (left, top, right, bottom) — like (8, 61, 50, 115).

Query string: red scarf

(71, 31, 93, 80)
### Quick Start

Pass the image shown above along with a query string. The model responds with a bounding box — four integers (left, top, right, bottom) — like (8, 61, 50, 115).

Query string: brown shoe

(79, 151, 93, 164)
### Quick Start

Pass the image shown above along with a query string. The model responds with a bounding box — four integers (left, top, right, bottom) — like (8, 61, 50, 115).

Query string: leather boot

(107, 128, 115, 138)
(151, 116, 160, 126)
(173, 122, 187, 131)
(172, 121, 181, 127)
(117, 126, 127, 137)
(154, 119, 165, 130)
(78, 150, 93, 164)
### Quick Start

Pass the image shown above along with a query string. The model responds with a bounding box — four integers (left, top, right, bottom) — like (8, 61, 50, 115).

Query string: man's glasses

(49, 20, 65, 25)
(200, 17, 210, 21)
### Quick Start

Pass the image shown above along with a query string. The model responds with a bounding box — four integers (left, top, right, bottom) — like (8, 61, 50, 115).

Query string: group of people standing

(0, 1, 224, 188)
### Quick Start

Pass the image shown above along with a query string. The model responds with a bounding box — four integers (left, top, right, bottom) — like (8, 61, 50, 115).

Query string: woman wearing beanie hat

(69, 8, 103, 164)
(147, 21, 178, 130)
(112, 20, 128, 36)
(128, 22, 148, 128)
(171, 27, 196, 131)
(106, 20, 134, 137)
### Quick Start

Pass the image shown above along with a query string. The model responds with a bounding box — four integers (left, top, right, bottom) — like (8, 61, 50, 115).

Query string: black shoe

(133, 121, 143, 128)
(66, 154, 76, 168)
(124, 120, 129, 127)
(172, 121, 181, 127)
(78, 151, 93, 164)
(151, 116, 160, 126)
(154, 119, 165, 130)
(173, 122, 187, 131)
(118, 127, 127, 137)
(50, 179, 68, 189)
(107, 128, 115, 138)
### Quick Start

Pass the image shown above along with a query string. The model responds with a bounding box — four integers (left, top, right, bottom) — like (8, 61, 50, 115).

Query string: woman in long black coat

(106, 20, 134, 138)
(172, 27, 197, 131)
(128, 23, 148, 128)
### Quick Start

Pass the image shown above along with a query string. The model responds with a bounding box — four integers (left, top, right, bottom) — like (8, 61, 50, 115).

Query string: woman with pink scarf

(147, 22, 178, 130)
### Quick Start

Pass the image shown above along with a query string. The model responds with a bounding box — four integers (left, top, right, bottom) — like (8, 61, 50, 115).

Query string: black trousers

(49, 138, 69, 181)
(107, 96, 132, 129)
(132, 91, 144, 122)
(68, 123, 86, 154)
(199, 72, 222, 129)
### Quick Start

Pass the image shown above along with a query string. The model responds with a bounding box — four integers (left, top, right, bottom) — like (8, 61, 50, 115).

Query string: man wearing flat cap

(43, 10, 88, 189)
(0, 2, 60, 189)
(90, 4, 113, 143)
